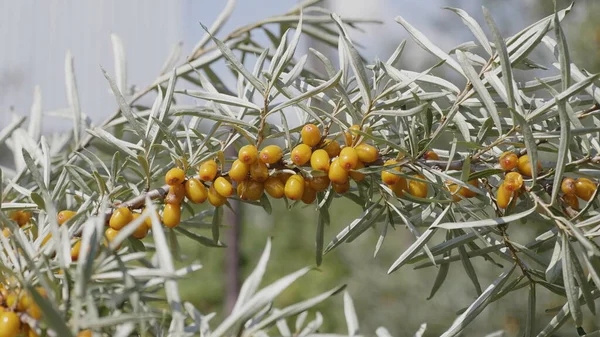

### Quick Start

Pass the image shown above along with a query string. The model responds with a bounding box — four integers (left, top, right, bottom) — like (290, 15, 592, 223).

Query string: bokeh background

(1, 1, 600, 336)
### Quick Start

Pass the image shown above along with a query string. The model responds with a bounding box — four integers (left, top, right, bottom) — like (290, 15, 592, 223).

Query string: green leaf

(178, 90, 261, 112)
(483, 7, 515, 109)
(561, 233, 582, 326)
(437, 203, 536, 229)
(101, 67, 145, 139)
(445, 7, 492, 56)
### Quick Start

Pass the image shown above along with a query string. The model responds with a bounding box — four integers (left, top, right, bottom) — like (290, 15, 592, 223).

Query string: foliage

(1, 0, 600, 336)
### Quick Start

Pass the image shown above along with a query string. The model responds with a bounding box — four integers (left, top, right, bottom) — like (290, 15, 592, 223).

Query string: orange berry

(423, 150, 440, 161)
(0, 311, 21, 336)
(349, 161, 366, 182)
(517, 155, 542, 177)
(390, 177, 408, 197)
(310, 175, 331, 192)
(310, 149, 330, 172)
(408, 175, 428, 198)
(562, 194, 579, 210)
(338, 147, 358, 171)
(504, 172, 524, 192)
(284, 174, 305, 200)
(27, 302, 42, 320)
(163, 203, 181, 228)
(291, 144, 312, 166)
(321, 139, 341, 158)
(264, 176, 285, 199)
(131, 214, 149, 239)
(345, 125, 360, 146)
(57, 210, 76, 225)
(499, 152, 518, 171)
(301, 182, 317, 204)
(496, 183, 513, 209)
(208, 185, 227, 207)
(332, 181, 350, 194)
(199, 160, 218, 182)
(301, 124, 321, 147)
(381, 160, 401, 185)
(185, 178, 208, 203)
(105, 228, 120, 248)
(277, 172, 293, 184)
(575, 178, 597, 201)
(165, 167, 185, 186)
(10, 210, 31, 227)
(250, 160, 269, 182)
(165, 183, 186, 204)
(213, 177, 234, 197)
(448, 180, 479, 201)
(237, 180, 265, 201)
(238, 145, 258, 164)
(109, 207, 133, 230)
(259, 145, 283, 164)
(328, 159, 349, 184)
(228, 159, 249, 182)
(561, 178, 576, 195)
(143, 209, 161, 230)
(78, 331, 93, 337)
(355, 143, 378, 163)
(71, 240, 82, 261)
(2, 228, 10, 238)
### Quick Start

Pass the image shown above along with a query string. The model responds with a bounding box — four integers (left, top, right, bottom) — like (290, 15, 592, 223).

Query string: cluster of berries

(560, 177, 597, 210)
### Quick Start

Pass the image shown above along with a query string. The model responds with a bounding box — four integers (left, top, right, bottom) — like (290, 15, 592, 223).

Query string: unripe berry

(328, 159, 349, 184)
(0, 311, 20, 337)
(208, 185, 227, 207)
(131, 213, 149, 239)
(381, 160, 401, 185)
(496, 183, 512, 209)
(109, 207, 133, 230)
(213, 177, 234, 197)
(264, 176, 285, 199)
(301, 124, 321, 147)
(301, 182, 317, 204)
(238, 180, 265, 201)
(423, 150, 439, 161)
(517, 155, 542, 177)
(259, 145, 283, 164)
(310, 149, 330, 172)
(504, 172, 524, 192)
(165, 167, 185, 186)
(291, 144, 312, 166)
(165, 184, 186, 204)
(238, 145, 258, 164)
(71, 240, 82, 261)
(163, 203, 181, 228)
(355, 143, 378, 163)
(562, 194, 579, 210)
(310, 175, 331, 192)
(284, 174, 305, 200)
(575, 177, 597, 201)
(57, 210, 76, 225)
(250, 160, 269, 182)
(338, 147, 358, 171)
(390, 177, 407, 197)
(332, 180, 350, 194)
(105, 228, 120, 247)
(408, 175, 428, 198)
(199, 160, 218, 182)
(561, 178, 576, 195)
(185, 178, 208, 203)
(349, 161, 366, 182)
(499, 152, 518, 171)
(321, 139, 341, 158)
(229, 159, 249, 182)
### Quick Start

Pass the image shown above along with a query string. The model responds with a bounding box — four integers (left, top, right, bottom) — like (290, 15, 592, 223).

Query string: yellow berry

(213, 177, 234, 197)
(381, 159, 401, 185)
(11, 210, 31, 227)
(561, 177, 577, 195)
(301, 124, 321, 147)
(309, 175, 331, 192)
(332, 180, 350, 194)
(163, 203, 181, 228)
(57, 210, 76, 225)
(496, 183, 513, 209)
(499, 152, 518, 171)
(208, 185, 228, 207)
(165, 183, 186, 204)
(131, 214, 149, 239)
(71, 240, 82, 261)
(0, 311, 21, 337)
(338, 147, 358, 171)
(165, 167, 185, 186)
(277, 172, 293, 185)
(310, 149, 330, 172)
(448, 179, 479, 201)
(41, 233, 52, 246)
(328, 159, 349, 185)
(264, 176, 285, 199)
(185, 178, 208, 203)
(301, 182, 317, 204)
(2, 228, 10, 238)
(143, 209, 161, 230)
(355, 143, 378, 163)
(284, 174, 305, 200)
(349, 161, 366, 182)
(228, 159, 249, 182)
(390, 177, 407, 197)
(291, 144, 312, 166)
(344, 125, 360, 146)
(105, 228, 120, 248)
(238, 145, 258, 164)
(259, 145, 283, 164)
(237, 180, 264, 201)
(250, 160, 269, 182)
(562, 194, 579, 210)
(575, 178, 597, 201)
(517, 155, 542, 177)
(408, 175, 428, 198)
(77, 330, 93, 337)
(321, 139, 341, 158)
(423, 150, 439, 161)
(199, 160, 218, 182)
(109, 207, 133, 230)
(504, 172, 524, 192)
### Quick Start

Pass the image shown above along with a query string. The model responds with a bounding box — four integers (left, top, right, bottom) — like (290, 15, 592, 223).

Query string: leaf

(26, 285, 74, 337)
(458, 243, 482, 295)
(483, 7, 515, 109)
(179, 90, 261, 111)
(445, 7, 492, 56)
(561, 234, 582, 326)
(231, 238, 271, 315)
(324, 200, 384, 254)
(0, 116, 26, 146)
(524, 283, 535, 337)
(110, 33, 127, 93)
(173, 106, 257, 130)
(87, 128, 143, 157)
(101, 67, 145, 139)
(343, 291, 359, 336)
(437, 203, 536, 229)
(65, 50, 83, 146)
(28, 86, 42, 142)
(188, 0, 236, 60)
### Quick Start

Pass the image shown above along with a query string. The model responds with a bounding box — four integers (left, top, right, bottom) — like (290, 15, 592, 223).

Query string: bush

(1, 1, 599, 336)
